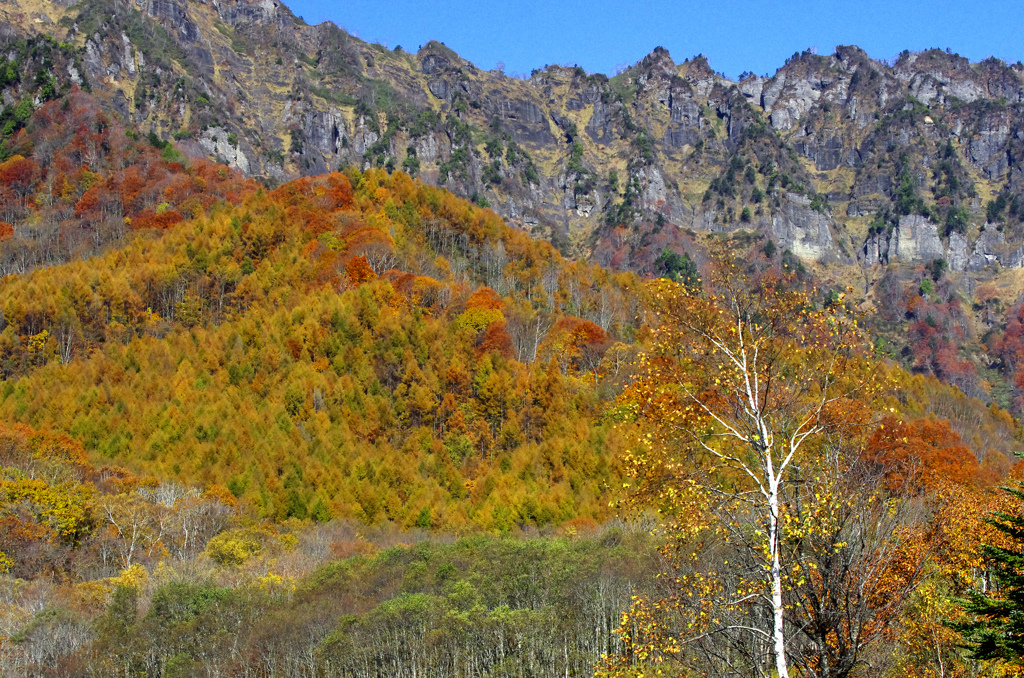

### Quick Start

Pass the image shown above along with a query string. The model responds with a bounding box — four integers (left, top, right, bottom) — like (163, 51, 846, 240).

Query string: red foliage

(0, 88, 260, 271)
(991, 302, 1024, 413)
(477, 320, 514, 359)
(324, 172, 355, 210)
(269, 172, 353, 212)
(384, 270, 417, 299)
(905, 294, 979, 398)
(133, 208, 185, 230)
(546, 317, 609, 377)
(0, 156, 39, 193)
(285, 337, 303, 361)
(73, 185, 102, 217)
(566, 318, 606, 346)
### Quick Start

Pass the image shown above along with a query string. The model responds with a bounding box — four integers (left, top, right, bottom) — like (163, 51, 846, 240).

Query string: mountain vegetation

(1, 0, 1024, 676)
(0, 93, 644, 534)
(3, 0, 1024, 419)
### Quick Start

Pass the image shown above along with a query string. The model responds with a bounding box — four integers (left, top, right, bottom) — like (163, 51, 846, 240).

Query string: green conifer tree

(951, 482, 1024, 664)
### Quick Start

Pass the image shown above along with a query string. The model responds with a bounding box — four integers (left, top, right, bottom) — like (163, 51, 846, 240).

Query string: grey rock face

(770, 194, 835, 262)
(1004, 241, 1024, 269)
(215, 0, 287, 28)
(428, 80, 449, 100)
(301, 108, 349, 158)
(794, 135, 847, 170)
(497, 100, 551, 144)
(420, 54, 450, 75)
(635, 166, 667, 210)
(894, 54, 985, 103)
(766, 77, 823, 131)
(566, 84, 602, 111)
(112, 89, 129, 117)
(893, 215, 944, 263)
(863, 233, 890, 266)
(848, 195, 887, 217)
(349, 117, 379, 155)
(121, 34, 135, 75)
(909, 73, 941, 105)
(585, 101, 616, 143)
(150, 0, 202, 42)
(946, 77, 986, 103)
(761, 72, 786, 113)
(520, 101, 545, 124)
(668, 95, 699, 124)
(737, 76, 764, 102)
(82, 39, 104, 82)
(665, 95, 701, 148)
(968, 114, 1011, 179)
(967, 229, 1005, 271)
(411, 133, 441, 165)
(199, 127, 251, 173)
(947, 231, 970, 271)
(954, 228, 1024, 271)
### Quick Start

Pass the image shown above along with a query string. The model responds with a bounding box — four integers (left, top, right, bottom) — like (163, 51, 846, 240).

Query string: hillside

(0, 165, 644, 531)
(4, 4, 1024, 675)
(0, 98, 1020, 675)
(0, 87, 1014, 534)
(2, 0, 1024, 414)
(1, 0, 1021, 264)
(0, 80, 1016, 535)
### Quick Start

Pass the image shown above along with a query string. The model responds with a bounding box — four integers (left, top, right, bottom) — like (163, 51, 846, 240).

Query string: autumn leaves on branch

(608, 246, 1014, 677)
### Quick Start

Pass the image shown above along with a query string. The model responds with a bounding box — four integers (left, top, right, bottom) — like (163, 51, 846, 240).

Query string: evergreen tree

(653, 247, 700, 290)
(951, 482, 1024, 664)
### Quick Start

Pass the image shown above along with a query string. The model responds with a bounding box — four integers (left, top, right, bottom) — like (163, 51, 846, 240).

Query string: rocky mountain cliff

(2, 0, 1024, 289)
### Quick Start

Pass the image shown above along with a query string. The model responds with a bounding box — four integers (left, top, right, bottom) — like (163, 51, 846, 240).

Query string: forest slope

(0, 90, 1022, 677)
(0, 121, 642, 530)
(3, 0, 1024, 416)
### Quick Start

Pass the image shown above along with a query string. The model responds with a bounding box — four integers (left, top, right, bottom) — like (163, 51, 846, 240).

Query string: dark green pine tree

(951, 482, 1024, 664)
(653, 247, 700, 291)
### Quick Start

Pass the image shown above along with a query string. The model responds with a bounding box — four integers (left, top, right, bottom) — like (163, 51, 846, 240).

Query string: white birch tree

(615, 252, 880, 678)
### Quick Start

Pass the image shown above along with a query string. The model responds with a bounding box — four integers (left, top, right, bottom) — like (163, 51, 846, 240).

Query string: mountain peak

(0, 0, 1023, 284)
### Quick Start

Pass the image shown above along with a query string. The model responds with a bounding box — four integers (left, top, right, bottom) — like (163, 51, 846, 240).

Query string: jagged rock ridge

(1, 0, 1023, 282)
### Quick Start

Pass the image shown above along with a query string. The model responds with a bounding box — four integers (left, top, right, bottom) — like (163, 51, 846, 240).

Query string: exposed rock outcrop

(771, 194, 836, 262)
(893, 215, 944, 263)
(5, 0, 1024, 274)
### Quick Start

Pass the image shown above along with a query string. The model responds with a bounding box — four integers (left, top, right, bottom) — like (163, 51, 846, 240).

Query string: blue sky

(286, 0, 1024, 79)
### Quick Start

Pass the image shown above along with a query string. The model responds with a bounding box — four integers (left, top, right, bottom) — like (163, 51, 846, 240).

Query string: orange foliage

(97, 466, 142, 494)
(0, 423, 91, 471)
(466, 287, 505, 310)
(383, 270, 417, 300)
(544, 317, 609, 376)
(411, 276, 443, 310)
(0, 88, 259, 274)
(346, 255, 377, 287)
(204, 484, 239, 509)
(134, 208, 185, 230)
(0, 155, 39, 199)
(477, 320, 514, 359)
(865, 415, 980, 489)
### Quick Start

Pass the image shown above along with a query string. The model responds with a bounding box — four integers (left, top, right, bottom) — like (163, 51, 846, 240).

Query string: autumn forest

(2, 78, 1024, 678)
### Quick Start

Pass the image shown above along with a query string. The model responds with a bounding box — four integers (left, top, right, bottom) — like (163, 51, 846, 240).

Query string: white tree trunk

(769, 476, 790, 678)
